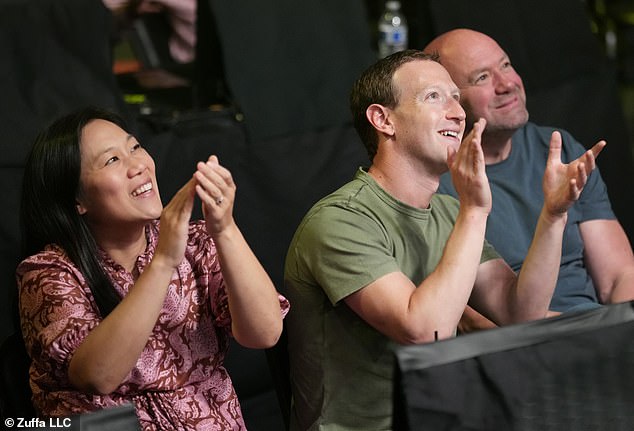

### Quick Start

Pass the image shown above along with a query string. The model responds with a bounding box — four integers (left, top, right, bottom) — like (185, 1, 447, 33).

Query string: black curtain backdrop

(0, 0, 128, 343)
(207, 0, 377, 141)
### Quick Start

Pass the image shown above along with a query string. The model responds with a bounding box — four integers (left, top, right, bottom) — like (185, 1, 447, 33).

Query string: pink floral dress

(16, 220, 289, 430)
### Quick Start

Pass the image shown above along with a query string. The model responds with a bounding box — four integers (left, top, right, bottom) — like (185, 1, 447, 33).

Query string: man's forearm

(513, 208, 567, 321)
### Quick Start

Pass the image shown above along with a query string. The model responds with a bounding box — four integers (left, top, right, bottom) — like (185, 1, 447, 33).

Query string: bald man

(283, 48, 606, 430)
(425, 29, 634, 332)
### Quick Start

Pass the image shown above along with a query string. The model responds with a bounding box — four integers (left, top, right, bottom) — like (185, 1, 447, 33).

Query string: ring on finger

(215, 196, 224, 205)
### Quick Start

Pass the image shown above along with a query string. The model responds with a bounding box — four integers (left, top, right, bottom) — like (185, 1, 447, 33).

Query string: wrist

(458, 206, 490, 223)
(540, 208, 568, 226)
(209, 220, 240, 242)
(149, 252, 180, 274)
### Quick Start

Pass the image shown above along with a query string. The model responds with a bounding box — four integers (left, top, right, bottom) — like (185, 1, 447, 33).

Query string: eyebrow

(469, 54, 510, 79)
(93, 134, 135, 159)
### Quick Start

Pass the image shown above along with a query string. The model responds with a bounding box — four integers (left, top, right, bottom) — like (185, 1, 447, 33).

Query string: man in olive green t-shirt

(284, 50, 604, 431)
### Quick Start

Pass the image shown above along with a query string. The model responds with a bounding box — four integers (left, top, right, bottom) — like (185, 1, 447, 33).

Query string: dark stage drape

(0, 0, 128, 342)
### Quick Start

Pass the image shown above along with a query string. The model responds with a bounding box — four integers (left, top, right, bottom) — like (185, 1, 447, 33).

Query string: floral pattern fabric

(17, 220, 289, 430)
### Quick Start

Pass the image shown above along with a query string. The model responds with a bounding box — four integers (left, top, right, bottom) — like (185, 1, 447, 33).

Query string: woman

(16, 107, 289, 430)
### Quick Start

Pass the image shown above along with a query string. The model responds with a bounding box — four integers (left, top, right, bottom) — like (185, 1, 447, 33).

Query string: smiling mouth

(131, 182, 152, 197)
(439, 130, 459, 138)
(495, 95, 520, 109)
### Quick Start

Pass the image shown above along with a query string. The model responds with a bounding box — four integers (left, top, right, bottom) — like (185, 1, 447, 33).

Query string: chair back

(0, 331, 34, 421)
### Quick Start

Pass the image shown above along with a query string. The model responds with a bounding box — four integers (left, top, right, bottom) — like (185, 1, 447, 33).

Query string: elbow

(603, 269, 634, 304)
(85, 382, 120, 397)
(242, 328, 282, 349)
(69, 373, 120, 396)
(233, 317, 283, 349)
(392, 324, 438, 345)
(68, 362, 120, 396)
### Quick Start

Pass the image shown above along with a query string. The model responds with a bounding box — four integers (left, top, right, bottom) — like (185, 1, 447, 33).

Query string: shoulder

(301, 173, 378, 225)
(515, 122, 553, 146)
(16, 246, 89, 305)
(289, 177, 392, 264)
(520, 122, 585, 151)
(303, 176, 390, 234)
(16, 245, 80, 280)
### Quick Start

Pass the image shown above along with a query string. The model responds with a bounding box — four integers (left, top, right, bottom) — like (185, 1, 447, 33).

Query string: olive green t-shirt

(284, 168, 499, 430)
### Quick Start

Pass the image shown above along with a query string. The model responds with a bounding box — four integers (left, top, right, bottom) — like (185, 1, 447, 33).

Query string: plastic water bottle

(377, 1, 408, 59)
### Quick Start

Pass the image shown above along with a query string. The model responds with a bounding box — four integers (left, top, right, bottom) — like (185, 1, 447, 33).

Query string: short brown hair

(350, 50, 439, 161)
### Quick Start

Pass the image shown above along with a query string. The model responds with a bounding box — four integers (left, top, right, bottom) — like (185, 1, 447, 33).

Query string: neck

(91, 222, 148, 273)
(368, 154, 438, 209)
(481, 129, 514, 164)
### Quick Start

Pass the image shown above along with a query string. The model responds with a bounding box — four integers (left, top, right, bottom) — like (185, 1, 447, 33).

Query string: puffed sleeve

(17, 247, 102, 377)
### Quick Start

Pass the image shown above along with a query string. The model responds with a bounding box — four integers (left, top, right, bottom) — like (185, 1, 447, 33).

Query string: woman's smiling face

(75, 119, 163, 231)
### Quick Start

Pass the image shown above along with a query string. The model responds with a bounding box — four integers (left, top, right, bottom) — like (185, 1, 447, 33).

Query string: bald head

(424, 29, 507, 87)
(423, 29, 528, 137)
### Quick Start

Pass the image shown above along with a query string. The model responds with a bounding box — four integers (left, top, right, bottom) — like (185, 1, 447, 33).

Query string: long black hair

(20, 107, 131, 317)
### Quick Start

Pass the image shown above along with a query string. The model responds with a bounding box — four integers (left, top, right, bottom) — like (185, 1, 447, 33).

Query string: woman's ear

(366, 104, 394, 137)
(76, 200, 87, 215)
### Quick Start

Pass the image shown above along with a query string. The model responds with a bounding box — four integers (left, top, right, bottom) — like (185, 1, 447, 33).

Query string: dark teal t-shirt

(439, 122, 615, 311)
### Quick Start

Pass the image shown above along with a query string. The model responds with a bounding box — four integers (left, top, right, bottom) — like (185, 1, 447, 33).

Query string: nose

(127, 154, 149, 178)
(493, 70, 515, 93)
(447, 98, 466, 122)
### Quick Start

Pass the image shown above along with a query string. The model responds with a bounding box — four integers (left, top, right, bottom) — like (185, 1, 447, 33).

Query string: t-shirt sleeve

(560, 131, 616, 221)
(288, 205, 400, 305)
(482, 238, 501, 264)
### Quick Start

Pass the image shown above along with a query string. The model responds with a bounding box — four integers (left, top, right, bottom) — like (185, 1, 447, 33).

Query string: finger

(195, 161, 224, 197)
(472, 117, 486, 141)
(168, 178, 196, 212)
(589, 140, 606, 159)
(195, 173, 223, 206)
(547, 131, 562, 166)
(196, 183, 220, 209)
(207, 158, 235, 189)
(581, 151, 596, 174)
(446, 145, 457, 168)
(568, 178, 581, 201)
(583, 141, 605, 172)
(198, 158, 235, 192)
(466, 122, 485, 166)
(461, 118, 485, 148)
(181, 181, 196, 215)
(575, 162, 588, 189)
